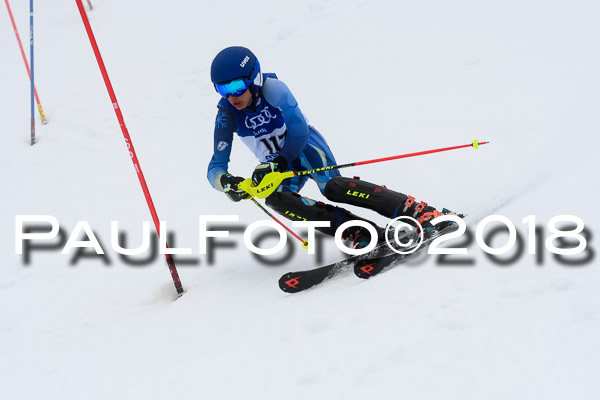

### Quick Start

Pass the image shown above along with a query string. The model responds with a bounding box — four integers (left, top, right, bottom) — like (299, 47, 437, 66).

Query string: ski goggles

(214, 79, 249, 98)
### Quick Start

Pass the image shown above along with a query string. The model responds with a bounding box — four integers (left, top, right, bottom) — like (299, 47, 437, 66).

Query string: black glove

(220, 174, 251, 202)
(252, 156, 288, 186)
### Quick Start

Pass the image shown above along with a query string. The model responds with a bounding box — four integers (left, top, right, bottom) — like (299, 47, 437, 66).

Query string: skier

(207, 46, 451, 249)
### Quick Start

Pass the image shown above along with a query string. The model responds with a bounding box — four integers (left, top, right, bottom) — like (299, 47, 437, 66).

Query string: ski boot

(341, 225, 386, 250)
(400, 196, 458, 236)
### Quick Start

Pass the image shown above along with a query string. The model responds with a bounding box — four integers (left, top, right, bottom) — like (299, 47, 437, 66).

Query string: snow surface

(1, 0, 599, 399)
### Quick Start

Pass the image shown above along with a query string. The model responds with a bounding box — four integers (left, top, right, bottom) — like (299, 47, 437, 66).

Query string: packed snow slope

(1, 1, 599, 399)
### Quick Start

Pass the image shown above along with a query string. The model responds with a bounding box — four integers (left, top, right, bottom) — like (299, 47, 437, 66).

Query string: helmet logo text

(240, 56, 250, 67)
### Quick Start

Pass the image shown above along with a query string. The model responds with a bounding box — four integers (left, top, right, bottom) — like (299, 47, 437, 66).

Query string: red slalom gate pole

(4, 0, 48, 125)
(75, 0, 184, 297)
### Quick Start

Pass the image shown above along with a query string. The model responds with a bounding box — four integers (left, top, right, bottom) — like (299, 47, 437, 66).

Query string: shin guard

(324, 176, 447, 227)
(265, 191, 380, 237)
(324, 176, 409, 218)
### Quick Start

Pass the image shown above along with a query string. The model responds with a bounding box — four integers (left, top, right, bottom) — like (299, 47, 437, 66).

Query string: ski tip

(279, 272, 303, 293)
(354, 259, 377, 279)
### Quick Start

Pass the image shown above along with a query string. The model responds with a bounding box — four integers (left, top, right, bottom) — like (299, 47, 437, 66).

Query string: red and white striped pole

(75, 0, 184, 297)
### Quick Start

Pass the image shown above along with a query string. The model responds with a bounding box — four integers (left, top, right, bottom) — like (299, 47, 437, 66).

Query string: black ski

(278, 217, 462, 293)
(354, 224, 459, 279)
(278, 241, 396, 293)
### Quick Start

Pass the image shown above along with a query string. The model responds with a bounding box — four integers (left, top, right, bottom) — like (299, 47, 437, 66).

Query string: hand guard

(220, 174, 251, 202)
(252, 156, 288, 186)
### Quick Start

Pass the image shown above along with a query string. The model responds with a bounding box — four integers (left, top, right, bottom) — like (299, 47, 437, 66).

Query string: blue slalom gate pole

(4, 0, 48, 125)
(29, 0, 35, 145)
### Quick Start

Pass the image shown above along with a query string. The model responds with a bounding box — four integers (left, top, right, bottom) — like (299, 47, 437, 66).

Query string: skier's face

(228, 89, 252, 110)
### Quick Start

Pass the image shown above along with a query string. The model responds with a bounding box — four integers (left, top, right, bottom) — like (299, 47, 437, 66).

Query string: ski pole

(239, 139, 489, 199)
(249, 198, 309, 249)
(4, 0, 48, 125)
(75, 0, 184, 297)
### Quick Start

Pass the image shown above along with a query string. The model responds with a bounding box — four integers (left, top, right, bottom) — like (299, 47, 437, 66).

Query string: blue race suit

(207, 73, 340, 194)
(205, 73, 449, 243)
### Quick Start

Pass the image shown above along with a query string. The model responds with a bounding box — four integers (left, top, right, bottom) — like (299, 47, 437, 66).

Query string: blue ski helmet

(210, 46, 262, 97)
